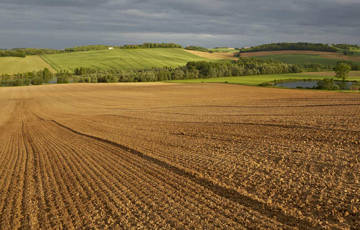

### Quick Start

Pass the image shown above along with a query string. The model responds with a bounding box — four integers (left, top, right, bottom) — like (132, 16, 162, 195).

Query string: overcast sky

(0, 0, 359, 49)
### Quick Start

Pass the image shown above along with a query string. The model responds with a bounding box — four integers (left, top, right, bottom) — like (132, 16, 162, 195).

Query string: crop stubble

(0, 83, 359, 229)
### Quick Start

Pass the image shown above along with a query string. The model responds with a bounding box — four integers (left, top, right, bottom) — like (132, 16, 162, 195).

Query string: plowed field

(0, 83, 359, 229)
(239, 50, 360, 63)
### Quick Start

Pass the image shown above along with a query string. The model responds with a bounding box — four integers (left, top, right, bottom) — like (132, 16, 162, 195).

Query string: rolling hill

(42, 48, 208, 72)
(0, 56, 55, 75)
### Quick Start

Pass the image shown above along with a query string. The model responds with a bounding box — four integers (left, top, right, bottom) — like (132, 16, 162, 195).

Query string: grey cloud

(0, 0, 359, 49)
(1, 0, 111, 7)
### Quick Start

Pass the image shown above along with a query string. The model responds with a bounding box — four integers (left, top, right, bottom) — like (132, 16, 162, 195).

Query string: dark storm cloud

(0, 0, 359, 48)
(1, 0, 111, 7)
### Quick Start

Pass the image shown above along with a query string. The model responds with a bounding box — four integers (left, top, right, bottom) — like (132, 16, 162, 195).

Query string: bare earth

(184, 49, 238, 60)
(0, 83, 359, 229)
(239, 50, 360, 62)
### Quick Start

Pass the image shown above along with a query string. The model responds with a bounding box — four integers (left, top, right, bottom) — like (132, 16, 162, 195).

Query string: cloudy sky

(0, 0, 359, 49)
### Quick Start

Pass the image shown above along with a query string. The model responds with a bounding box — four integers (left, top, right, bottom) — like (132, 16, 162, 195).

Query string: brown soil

(0, 83, 359, 229)
(185, 49, 238, 60)
(239, 50, 360, 62)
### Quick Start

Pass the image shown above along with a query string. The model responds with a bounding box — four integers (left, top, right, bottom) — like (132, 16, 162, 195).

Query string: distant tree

(185, 46, 209, 52)
(316, 78, 339, 90)
(334, 63, 351, 81)
(41, 68, 53, 83)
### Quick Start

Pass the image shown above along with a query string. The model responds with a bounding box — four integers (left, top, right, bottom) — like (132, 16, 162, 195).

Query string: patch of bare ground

(184, 49, 238, 60)
(239, 50, 360, 62)
(0, 83, 359, 229)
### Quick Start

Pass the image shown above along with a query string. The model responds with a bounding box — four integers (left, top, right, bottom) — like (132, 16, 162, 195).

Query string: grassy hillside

(42, 48, 208, 72)
(0, 56, 54, 74)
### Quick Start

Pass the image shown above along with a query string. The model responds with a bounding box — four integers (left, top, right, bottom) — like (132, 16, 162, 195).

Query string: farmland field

(239, 50, 360, 65)
(170, 71, 360, 86)
(208, 47, 236, 53)
(0, 83, 359, 229)
(185, 49, 238, 60)
(42, 48, 208, 72)
(0, 56, 55, 74)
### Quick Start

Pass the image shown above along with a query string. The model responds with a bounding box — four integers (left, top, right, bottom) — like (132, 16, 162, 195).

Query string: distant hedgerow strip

(0, 58, 303, 87)
(238, 42, 338, 54)
(0, 43, 183, 57)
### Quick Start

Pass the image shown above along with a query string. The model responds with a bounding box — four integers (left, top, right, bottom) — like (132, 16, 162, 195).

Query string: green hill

(42, 48, 208, 72)
(0, 56, 55, 75)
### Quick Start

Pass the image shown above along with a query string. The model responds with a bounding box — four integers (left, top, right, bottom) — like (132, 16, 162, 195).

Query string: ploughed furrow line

(36, 116, 256, 228)
(7, 109, 283, 229)
(23, 120, 80, 229)
(32, 127, 106, 228)
(38, 118, 168, 228)
(29, 112, 135, 228)
(36, 126, 151, 228)
(0, 117, 29, 228)
(0, 101, 24, 195)
(27, 129, 57, 229)
(46, 124, 259, 228)
(62, 112, 359, 227)
(50, 118, 321, 229)
(0, 135, 21, 228)
(0, 135, 15, 192)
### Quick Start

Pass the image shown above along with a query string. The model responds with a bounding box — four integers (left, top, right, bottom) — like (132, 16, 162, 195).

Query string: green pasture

(42, 48, 208, 72)
(0, 56, 54, 75)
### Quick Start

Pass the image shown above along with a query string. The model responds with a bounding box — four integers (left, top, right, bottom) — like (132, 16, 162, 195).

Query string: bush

(31, 77, 43, 85)
(258, 82, 273, 87)
(316, 78, 340, 90)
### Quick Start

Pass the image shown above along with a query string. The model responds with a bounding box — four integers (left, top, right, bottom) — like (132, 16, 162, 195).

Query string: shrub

(316, 78, 340, 90)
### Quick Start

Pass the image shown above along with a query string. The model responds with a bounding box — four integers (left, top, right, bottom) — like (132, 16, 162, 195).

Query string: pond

(275, 80, 359, 90)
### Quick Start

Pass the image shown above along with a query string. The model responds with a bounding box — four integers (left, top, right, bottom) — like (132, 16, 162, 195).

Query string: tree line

(332, 44, 360, 56)
(65, 43, 183, 52)
(0, 68, 53, 86)
(0, 59, 301, 86)
(288, 61, 360, 72)
(185, 46, 209, 52)
(118, 43, 182, 49)
(0, 43, 183, 57)
(332, 44, 360, 50)
(238, 42, 338, 53)
(0, 48, 60, 57)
